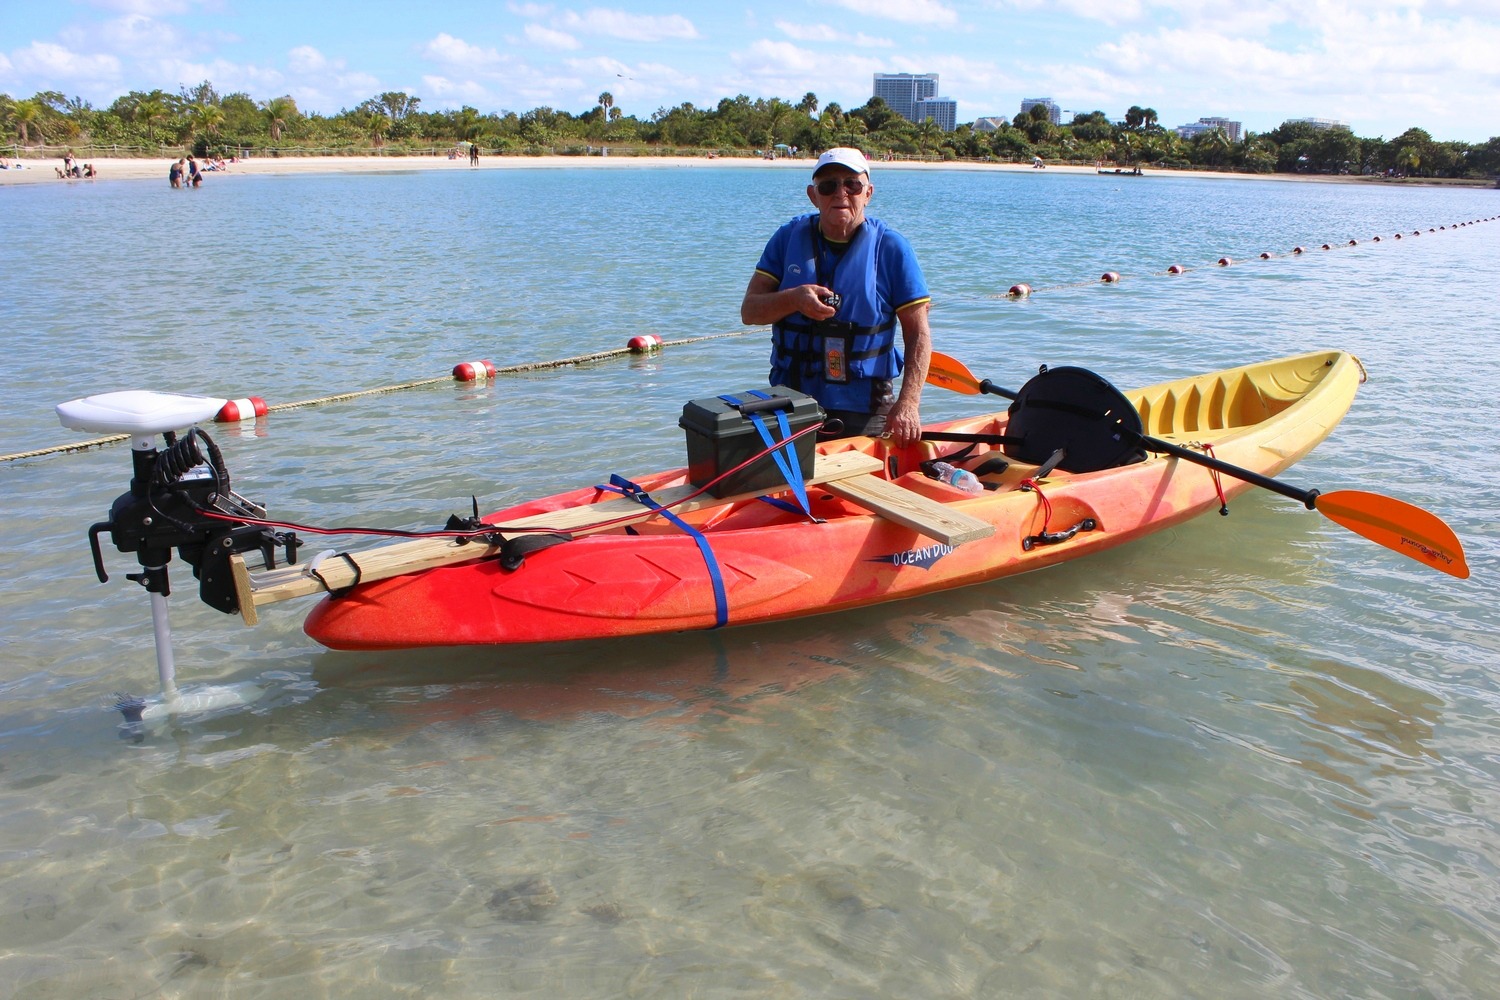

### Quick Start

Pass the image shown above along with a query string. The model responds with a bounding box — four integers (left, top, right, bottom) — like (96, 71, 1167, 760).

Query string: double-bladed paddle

(925, 351, 1470, 579)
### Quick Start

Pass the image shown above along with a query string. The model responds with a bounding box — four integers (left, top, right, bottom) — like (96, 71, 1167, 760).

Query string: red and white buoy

(1007, 283, 1032, 298)
(1292, 246, 1305, 254)
(1167, 264, 1185, 274)
(1259, 252, 1272, 259)
(452, 360, 496, 382)
(1218, 257, 1232, 267)
(215, 396, 267, 423)
(1100, 271, 1121, 283)
(627, 334, 664, 353)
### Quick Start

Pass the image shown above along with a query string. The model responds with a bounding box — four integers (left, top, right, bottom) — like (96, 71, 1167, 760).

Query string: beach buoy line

(3, 328, 760, 464)
(999, 214, 1497, 297)
(11, 214, 1495, 464)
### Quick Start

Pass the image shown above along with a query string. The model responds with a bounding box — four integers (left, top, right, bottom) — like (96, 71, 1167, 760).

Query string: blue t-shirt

(754, 214, 929, 322)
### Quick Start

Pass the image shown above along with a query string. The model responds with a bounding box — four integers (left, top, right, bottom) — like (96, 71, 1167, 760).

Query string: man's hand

(883, 395, 923, 447)
(741, 273, 837, 325)
(882, 301, 932, 448)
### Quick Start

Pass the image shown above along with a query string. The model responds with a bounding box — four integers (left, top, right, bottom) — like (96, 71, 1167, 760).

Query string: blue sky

(2, 0, 1497, 142)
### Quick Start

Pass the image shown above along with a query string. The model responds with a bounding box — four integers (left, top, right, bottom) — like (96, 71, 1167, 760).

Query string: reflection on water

(1, 169, 1497, 997)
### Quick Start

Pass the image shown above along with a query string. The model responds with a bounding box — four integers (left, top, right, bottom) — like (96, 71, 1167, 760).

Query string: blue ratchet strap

(719, 390, 818, 520)
(600, 474, 729, 629)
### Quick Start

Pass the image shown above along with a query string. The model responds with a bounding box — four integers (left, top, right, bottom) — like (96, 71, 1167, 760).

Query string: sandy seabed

(0, 152, 1358, 188)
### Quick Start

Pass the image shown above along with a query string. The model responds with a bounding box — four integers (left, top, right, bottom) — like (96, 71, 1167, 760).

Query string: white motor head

(57, 390, 228, 435)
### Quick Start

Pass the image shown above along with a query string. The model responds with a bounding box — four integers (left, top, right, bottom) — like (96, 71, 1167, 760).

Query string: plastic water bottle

(930, 461, 984, 495)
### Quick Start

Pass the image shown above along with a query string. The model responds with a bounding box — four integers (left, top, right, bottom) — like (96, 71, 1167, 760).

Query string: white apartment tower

(873, 73, 939, 123)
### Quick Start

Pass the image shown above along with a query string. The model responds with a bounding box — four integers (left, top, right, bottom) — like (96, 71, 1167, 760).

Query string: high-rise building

(1018, 98, 1061, 125)
(1173, 117, 1244, 142)
(873, 73, 939, 123)
(914, 98, 957, 133)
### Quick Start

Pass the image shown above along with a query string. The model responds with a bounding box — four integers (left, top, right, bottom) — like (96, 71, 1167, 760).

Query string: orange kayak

(290, 350, 1363, 650)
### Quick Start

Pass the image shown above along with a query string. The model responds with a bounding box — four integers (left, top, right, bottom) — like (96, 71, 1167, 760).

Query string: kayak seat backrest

(1004, 366, 1148, 473)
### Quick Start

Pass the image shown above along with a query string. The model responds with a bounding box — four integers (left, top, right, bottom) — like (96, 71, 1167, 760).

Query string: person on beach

(740, 147, 932, 446)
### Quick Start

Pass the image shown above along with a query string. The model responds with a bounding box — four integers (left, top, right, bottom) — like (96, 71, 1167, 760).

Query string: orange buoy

(1218, 257, 1232, 266)
(1007, 283, 1032, 298)
(627, 334, 663, 352)
(452, 360, 496, 381)
(216, 396, 267, 423)
(1101, 271, 1121, 283)
(1166, 264, 1185, 274)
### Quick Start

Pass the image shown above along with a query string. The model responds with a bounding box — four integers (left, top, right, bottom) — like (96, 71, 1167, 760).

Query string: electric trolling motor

(57, 391, 299, 722)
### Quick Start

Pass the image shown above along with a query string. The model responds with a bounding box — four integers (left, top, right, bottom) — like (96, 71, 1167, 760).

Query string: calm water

(1, 165, 1497, 998)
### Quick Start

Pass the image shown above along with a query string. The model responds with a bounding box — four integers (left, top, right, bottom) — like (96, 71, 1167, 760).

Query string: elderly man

(740, 147, 932, 445)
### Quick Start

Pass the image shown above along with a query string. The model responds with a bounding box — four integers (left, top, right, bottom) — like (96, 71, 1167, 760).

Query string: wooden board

(822, 474, 995, 547)
(233, 449, 885, 621)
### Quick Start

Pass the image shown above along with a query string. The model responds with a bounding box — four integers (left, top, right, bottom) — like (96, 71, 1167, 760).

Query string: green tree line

(4, 82, 1498, 179)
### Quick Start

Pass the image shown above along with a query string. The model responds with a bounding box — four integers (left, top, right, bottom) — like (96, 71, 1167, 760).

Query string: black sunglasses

(814, 177, 868, 196)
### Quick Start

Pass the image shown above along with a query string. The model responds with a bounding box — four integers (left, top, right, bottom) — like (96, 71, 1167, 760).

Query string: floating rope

(996, 214, 1498, 298)
(3, 328, 761, 464)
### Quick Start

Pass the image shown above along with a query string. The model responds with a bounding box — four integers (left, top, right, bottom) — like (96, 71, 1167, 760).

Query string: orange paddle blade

(1315, 490, 1470, 579)
(926, 352, 983, 395)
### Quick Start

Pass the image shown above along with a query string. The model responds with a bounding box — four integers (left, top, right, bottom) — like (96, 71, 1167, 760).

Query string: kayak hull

(304, 351, 1361, 650)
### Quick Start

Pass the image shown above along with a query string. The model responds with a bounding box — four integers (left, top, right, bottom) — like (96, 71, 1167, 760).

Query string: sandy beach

(0, 152, 1365, 187)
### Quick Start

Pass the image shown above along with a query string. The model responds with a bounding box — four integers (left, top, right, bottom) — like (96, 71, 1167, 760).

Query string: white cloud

(421, 74, 496, 105)
(83, 0, 200, 15)
(524, 24, 581, 50)
(421, 33, 508, 70)
(287, 46, 330, 74)
(506, 2, 553, 17)
(829, 0, 958, 28)
(774, 21, 894, 47)
(9, 41, 122, 82)
(556, 8, 699, 42)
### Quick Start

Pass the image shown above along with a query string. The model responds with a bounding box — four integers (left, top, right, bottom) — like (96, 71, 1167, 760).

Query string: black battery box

(678, 387, 824, 498)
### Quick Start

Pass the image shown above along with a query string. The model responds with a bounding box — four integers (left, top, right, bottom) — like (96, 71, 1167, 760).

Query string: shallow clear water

(1, 166, 1497, 997)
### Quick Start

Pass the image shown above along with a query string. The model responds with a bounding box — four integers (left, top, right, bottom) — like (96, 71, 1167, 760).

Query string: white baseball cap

(812, 147, 870, 178)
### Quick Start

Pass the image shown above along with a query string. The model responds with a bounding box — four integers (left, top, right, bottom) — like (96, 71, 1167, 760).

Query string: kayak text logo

(873, 543, 953, 570)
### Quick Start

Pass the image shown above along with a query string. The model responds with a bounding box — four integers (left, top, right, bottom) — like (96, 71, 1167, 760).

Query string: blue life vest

(769, 216, 901, 413)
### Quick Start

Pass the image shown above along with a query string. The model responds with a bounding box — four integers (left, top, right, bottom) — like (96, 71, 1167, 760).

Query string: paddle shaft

(923, 351, 1468, 578)
(1135, 433, 1318, 509)
(958, 365, 1319, 507)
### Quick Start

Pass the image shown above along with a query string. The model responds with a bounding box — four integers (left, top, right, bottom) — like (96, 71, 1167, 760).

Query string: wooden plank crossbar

(822, 474, 995, 547)
(232, 450, 884, 624)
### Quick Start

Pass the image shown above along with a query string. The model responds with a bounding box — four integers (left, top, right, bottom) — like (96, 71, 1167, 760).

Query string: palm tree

(261, 96, 298, 142)
(187, 103, 224, 143)
(597, 91, 613, 121)
(11, 99, 45, 146)
(134, 97, 168, 142)
(915, 118, 941, 158)
(797, 92, 818, 116)
(366, 110, 391, 147)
